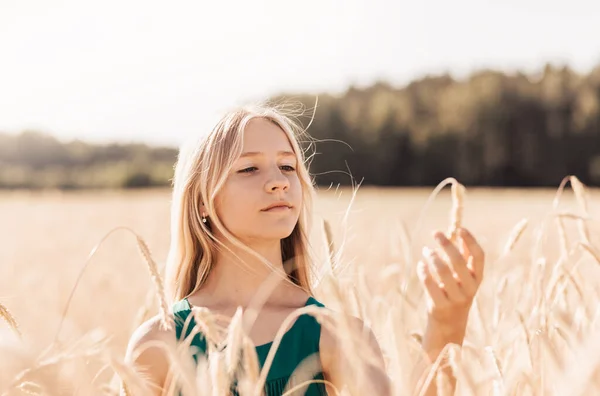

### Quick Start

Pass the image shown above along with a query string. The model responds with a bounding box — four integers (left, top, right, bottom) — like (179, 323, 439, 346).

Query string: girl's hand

(417, 228, 485, 341)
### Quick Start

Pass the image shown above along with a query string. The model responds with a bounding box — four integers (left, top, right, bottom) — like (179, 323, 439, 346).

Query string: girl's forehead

(241, 118, 294, 152)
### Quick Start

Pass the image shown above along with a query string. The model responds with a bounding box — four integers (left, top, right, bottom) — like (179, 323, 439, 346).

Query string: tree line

(0, 132, 176, 189)
(1, 63, 599, 189)
(281, 63, 600, 187)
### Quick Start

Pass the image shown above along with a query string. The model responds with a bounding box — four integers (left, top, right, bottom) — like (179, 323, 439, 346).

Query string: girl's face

(213, 118, 303, 243)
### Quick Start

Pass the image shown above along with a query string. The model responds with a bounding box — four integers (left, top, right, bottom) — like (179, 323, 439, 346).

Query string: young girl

(125, 104, 485, 395)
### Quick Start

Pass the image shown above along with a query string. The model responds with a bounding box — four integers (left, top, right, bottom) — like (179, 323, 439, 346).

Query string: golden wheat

(224, 307, 244, 378)
(579, 242, 600, 265)
(107, 354, 151, 396)
(323, 219, 336, 270)
(447, 181, 466, 244)
(2, 176, 600, 395)
(15, 381, 43, 395)
(135, 235, 173, 331)
(238, 337, 260, 394)
(502, 218, 529, 256)
(435, 370, 452, 396)
(0, 302, 21, 338)
(553, 175, 592, 251)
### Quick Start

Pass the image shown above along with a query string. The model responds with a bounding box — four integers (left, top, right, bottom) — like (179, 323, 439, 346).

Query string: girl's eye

(238, 165, 296, 174)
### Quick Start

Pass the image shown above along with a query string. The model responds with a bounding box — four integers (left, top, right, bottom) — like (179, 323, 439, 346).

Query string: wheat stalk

(323, 218, 337, 272)
(503, 218, 529, 255)
(15, 382, 43, 395)
(190, 307, 229, 350)
(553, 175, 592, 247)
(209, 350, 230, 396)
(556, 216, 570, 258)
(135, 236, 173, 331)
(570, 176, 592, 246)
(107, 354, 152, 396)
(0, 302, 21, 338)
(282, 379, 339, 396)
(569, 176, 588, 215)
(54, 226, 172, 344)
(447, 181, 466, 243)
(579, 242, 600, 264)
(436, 370, 453, 396)
(415, 343, 460, 396)
(237, 337, 260, 395)
(6, 174, 600, 395)
(132, 288, 158, 332)
(446, 345, 478, 394)
(225, 307, 244, 378)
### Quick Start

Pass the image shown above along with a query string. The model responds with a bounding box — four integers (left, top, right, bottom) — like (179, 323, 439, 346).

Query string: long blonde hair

(165, 104, 317, 303)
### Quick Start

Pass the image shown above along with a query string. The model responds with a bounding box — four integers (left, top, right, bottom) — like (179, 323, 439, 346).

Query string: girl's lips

(261, 201, 292, 211)
(262, 205, 291, 212)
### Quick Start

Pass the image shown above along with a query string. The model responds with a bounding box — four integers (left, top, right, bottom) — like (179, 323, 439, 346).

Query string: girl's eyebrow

(239, 151, 296, 158)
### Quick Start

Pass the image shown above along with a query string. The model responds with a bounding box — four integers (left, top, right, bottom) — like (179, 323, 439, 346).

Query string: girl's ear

(200, 201, 209, 221)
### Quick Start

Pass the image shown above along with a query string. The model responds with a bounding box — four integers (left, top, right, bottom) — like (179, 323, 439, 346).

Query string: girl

(125, 104, 485, 395)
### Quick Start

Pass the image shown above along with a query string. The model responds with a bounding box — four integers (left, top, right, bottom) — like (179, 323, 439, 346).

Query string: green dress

(172, 296, 328, 396)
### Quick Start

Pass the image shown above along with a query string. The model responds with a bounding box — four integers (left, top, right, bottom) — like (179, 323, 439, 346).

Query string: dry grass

(1, 178, 600, 395)
(0, 303, 20, 339)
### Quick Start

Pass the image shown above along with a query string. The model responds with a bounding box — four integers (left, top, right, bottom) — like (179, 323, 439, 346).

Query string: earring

(202, 215, 207, 224)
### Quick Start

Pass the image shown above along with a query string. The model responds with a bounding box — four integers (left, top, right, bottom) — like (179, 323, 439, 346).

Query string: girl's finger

(423, 247, 467, 304)
(433, 232, 477, 295)
(458, 228, 485, 283)
(417, 259, 448, 305)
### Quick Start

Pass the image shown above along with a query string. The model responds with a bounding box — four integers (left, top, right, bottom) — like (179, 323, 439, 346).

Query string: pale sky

(1, 0, 599, 146)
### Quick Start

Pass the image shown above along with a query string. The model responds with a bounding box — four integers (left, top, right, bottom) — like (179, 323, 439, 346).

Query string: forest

(2, 63, 599, 189)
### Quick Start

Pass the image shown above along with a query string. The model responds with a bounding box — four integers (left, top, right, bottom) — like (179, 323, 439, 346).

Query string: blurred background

(2, 0, 600, 190)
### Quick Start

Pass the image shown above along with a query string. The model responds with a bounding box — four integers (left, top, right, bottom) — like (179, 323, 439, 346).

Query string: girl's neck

(194, 238, 298, 308)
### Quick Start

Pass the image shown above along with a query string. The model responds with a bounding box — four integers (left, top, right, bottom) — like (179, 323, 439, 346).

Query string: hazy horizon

(2, 0, 600, 146)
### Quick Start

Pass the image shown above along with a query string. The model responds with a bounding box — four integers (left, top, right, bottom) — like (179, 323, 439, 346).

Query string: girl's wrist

(422, 316, 467, 361)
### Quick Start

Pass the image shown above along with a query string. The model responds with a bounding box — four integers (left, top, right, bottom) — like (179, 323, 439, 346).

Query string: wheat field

(1, 178, 600, 395)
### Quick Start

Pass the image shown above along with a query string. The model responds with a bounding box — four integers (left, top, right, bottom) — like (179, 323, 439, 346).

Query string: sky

(1, 0, 600, 146)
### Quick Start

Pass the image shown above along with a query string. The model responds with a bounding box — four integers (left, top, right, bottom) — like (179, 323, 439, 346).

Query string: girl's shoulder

(127, 314, 178, 352)
(124, 314, 179, 388)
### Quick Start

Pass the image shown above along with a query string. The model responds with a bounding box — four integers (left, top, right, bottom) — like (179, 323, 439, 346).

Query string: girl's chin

(245, 227, 297, 242)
